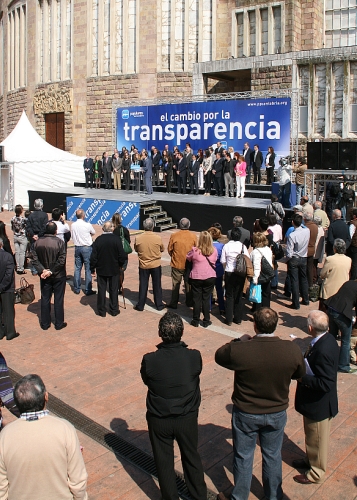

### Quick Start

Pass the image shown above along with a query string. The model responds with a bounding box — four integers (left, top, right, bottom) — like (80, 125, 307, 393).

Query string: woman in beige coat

(320, 238, 351, 300)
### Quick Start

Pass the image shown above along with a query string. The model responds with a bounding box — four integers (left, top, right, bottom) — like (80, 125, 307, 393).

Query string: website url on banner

(248, 102, 288, 107)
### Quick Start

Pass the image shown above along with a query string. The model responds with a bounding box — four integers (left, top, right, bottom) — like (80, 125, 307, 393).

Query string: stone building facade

(0, 0, 356, 156)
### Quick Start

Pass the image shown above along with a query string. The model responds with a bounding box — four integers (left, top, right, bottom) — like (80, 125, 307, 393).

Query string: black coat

(295, 333, 339, 421)
(243, 147, 253, 166)
(152, 153, 162, 169)
(0, 249, 15, 293)
(90, 233, 126, 276)
(325, 280, 357, 321)
(189, 160, 200, 177)
(141, 341, 202, 418)
(253, 150, 263, 168)
(32, 235, 66, 279)
(26, 210, 48, 240)
(178, 158, 187, 175)
(326, 219, 351, 256)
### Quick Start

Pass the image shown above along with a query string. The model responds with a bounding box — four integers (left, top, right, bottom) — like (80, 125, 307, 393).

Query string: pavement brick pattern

(1, 210, 356, 499)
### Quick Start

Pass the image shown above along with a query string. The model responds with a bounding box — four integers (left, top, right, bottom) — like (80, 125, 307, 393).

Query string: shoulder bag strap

(205, 255, 216, 270)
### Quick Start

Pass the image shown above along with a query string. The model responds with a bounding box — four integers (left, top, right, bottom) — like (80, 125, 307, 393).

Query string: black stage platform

(29, 188, 270, 233)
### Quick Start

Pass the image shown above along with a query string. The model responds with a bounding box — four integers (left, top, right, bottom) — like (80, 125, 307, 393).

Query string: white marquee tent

(0, 111, 85, 207)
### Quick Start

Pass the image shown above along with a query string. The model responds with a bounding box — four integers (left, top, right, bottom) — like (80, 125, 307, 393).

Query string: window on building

(325, 0, 357, 47)
(235, 4, 284, 57)
(37, 0, 72, 84)
(7, 2, 27, 91)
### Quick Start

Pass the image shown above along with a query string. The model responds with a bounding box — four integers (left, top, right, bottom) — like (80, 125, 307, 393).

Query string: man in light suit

(252, 144, 263, 185)
(143, 151, 153, 195)
(243, 142, 253, 184)
(83, 154, 94, 189)
(102, 152, 113, 189)
(319, 238, 351, 300)
(188, 154, 200, 195)
(294, 310, 339, 485)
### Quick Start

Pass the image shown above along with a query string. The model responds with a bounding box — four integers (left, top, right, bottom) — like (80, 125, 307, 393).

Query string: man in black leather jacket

(32, 222, 67, 331)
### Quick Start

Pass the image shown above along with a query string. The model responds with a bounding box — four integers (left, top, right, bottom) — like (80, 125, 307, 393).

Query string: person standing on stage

(188, 154, 200, 195)
(141, 312, 207, 500)
(142, 151, 153, 195)
(212, 152, 224, 196)
(177, 152, 187, 194)
(223, 150, 235, 198)
(252, 144, 263, 185)
(112, 151, 123, 190)
(32, 222, 67, 331)
(265, 146, 276, 186)
(93, 155, 102, 189)
(102, 152, 113, 189)
(203, 149, 213, 196)
(152, 147, 162, 187)
(243, 142, 253, 184)
(83, 153, 94, 189)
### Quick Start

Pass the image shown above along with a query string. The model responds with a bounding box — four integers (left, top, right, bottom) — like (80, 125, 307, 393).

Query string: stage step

(139, 201, 177, 232)
(157, 223, 178, 231)
(143, 205, 162, 214)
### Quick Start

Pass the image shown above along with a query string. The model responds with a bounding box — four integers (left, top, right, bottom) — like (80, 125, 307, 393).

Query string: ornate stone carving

(33, 85, 72, 115)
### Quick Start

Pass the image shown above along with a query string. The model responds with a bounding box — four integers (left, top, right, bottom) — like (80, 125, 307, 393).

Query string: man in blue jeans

(70, 209, 96, 296)
(215, 308, 305, 500)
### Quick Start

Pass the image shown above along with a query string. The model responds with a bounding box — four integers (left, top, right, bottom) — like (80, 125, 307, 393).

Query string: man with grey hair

(26, 199, 48, 245)
(134, 218, 165, 311)
(294, 310, 339, 485)
(90, 221, 126, 317)
(0, 374, 88, 499)
(227, 216, 250, 248)
(167, 218, 197, 308)
(0, 238, 19, 340)
(326, 208, 351, 256)
(71, 209, 96, 295)
(313, 201, 330, 230)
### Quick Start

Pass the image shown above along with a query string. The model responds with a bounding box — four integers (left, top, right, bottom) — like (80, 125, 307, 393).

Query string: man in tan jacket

(167, 218, 197, 309)
(320, 238, 351, 300)
(134, 217, 165, 311)
(0, 374, 87, 500)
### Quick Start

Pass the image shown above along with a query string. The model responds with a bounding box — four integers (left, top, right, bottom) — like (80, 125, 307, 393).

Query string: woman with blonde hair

(93, 155, 102, 189)
(186, 231, 217, 327)
(250, 232, 274, 309)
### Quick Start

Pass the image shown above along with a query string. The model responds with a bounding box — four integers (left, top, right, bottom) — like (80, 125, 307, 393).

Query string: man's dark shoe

(301, 300, 310, 306)
(292, 458, 309, 469)
(293, 474, 314, 485)
(190, 320, 199, 327)
(55, 322, 67, 331)
(108, 311, 120, 316)
(202, 320, 212, 328)
(40, 324, 50, 331)
(224, 320, 232, 326)
(157, 305, 165, 311)
(287, 304, 300, 310)
(73, 290, 80, 295)
(85, 290, 96, 296)
(97, 312, 106, 317)
(6, 332, 20, 340)
(166, 304, 177, 309)
(133, 305, 143, 311)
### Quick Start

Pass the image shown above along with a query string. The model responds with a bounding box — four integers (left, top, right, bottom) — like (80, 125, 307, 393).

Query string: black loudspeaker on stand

(307, 141, 357, 171)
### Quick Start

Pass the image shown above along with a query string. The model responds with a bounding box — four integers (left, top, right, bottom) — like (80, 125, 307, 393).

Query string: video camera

(279, 155, 294, 167)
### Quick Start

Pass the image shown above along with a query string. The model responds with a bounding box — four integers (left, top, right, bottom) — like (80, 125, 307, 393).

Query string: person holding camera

(278, 157, 292, 208)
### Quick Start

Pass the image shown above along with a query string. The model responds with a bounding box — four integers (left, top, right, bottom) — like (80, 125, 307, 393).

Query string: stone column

(138, 0, 157, 98)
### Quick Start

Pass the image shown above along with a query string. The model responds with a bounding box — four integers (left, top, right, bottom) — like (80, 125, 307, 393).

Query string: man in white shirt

(71, 209, 96, 296)
(51, 208, 70, 243)
(278, 159, 292, 208)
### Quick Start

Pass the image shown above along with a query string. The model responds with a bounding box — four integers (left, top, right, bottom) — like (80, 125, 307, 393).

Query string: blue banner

(66, 197, 140, 230)
(116, 98, 291, 157)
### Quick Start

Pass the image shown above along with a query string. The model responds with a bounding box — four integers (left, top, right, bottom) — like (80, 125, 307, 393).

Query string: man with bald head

(167, 218, 197, 309)
(326, 209, 351, 256)
(71, 209, 96, 296)
(90, 222, 126, 317)
(313, 201, 329, 231)
(293, 310, 339, 485)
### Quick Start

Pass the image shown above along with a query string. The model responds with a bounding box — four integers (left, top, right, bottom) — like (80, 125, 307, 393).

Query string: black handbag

(272, 241, 284, 261)
(234, 246, 247, 277)
(15, 278, 35, 305)
(257, 250, 275, 283)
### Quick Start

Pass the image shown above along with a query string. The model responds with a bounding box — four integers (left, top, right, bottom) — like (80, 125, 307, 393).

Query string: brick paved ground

(1, 210, 356, 500)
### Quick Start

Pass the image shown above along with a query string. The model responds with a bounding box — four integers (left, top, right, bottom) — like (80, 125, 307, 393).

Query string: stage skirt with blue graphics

(66, 197, 140, 230)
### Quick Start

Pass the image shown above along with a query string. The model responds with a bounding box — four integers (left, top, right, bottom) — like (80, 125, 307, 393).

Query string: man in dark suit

(294, 310, 339, 485)
(252, 144, 264, 184)
(141, 312, 207, 500)
(102, 152, 113, 189)
(177, 152, 187, 194)
(143, 151, 153, 195)
(243, 142, 253, 184)
(152, 147, 162, 186)
(212, 152, 224, 196)
(215, 142, 224, 155)
(326, 209, 351, 256)
(83, 154, 94, 189)
(32, 222, 67, 331)
(227, 216, 251, 248)
(90, 221, 126, 317)
(188, 154, 199, 195)
(0, 238, 19, 340)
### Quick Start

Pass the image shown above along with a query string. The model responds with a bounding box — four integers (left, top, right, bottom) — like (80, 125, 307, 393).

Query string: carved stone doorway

(45, 112, 65, 150)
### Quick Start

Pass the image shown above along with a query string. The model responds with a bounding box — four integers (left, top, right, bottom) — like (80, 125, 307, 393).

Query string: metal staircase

(140, 201, 177, 232)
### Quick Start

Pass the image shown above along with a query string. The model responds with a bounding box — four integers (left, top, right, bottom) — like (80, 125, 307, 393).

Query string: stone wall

(251, 66, 292, 90)
(0, 96, 3, 143)
(86, 75, 140, 156)
(6, 89, 28, 134)
(157, 73, 192, 98)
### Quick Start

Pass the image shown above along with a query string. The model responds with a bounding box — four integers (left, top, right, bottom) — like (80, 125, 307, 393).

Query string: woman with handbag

(112, 213, 131, 293)
(250, 232, 274, 309)
(186, 231, 217, 327)
(221, 227, 250, 326)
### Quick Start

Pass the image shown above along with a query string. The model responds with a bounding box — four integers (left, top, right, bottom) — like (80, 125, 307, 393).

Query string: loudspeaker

(321, 142, 339, 170)
(307, 142, 322, 169)
(339, 142, 357, 171)
(0, 146, 3, 162)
